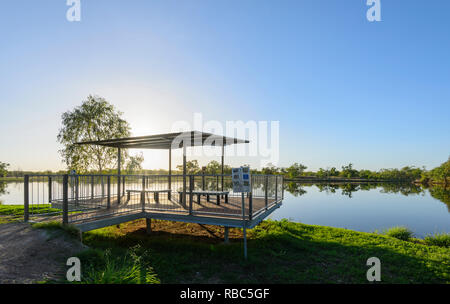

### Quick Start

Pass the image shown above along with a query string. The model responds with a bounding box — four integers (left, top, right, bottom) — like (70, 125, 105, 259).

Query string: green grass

(76, 246, 160, 284)
(424, 233, 450, 248)
(69, 219, 449, 284)
(0, 177, 24, 182)
(0, 204, 62, 224)
(3, 216, 449, 283)
(0, 204, 60, 216)
(384, 226, 414, 241)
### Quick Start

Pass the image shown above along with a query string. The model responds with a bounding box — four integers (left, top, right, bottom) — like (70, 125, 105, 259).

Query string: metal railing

(23, 173, 283, 224)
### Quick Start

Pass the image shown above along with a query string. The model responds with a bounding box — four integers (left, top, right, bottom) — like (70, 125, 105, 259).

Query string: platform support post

(224, 226, 229, 244)
(146, 218, 151, 234)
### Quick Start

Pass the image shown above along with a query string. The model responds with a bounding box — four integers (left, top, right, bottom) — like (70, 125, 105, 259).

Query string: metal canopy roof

(75, 131, 249, 150)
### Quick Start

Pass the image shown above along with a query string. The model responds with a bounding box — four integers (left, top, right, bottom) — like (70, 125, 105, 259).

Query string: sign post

(232, 166, 251, 259)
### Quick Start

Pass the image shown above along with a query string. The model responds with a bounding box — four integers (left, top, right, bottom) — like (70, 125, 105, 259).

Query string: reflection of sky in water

(1, 182, 449, 237)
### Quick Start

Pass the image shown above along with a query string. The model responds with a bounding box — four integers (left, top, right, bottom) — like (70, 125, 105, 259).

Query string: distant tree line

(2, 158, 449, 186)
(260, 158, 450, 184)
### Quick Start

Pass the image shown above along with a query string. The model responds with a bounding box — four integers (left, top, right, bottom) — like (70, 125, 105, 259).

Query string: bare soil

(117, 219, 245, 242)
(0, 222, 86, 284)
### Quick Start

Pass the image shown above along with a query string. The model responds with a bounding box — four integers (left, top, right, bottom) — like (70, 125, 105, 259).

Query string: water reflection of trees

(426, 186, 450, 212)
(283, 182, 450, 212)
(285, 182, 427, 198)
(0, 182, 7, 195)
(285, 182, 307, 197)
(0, 182, 7, 204)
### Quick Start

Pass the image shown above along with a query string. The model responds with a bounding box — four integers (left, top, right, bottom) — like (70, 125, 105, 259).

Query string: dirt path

(0, 222, 86, 283)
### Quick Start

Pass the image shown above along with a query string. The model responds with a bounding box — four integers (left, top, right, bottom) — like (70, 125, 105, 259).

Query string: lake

(1, 181, 449, 238)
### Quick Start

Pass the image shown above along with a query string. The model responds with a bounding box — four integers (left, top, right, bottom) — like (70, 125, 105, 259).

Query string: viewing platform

(24, 173, 284, 233)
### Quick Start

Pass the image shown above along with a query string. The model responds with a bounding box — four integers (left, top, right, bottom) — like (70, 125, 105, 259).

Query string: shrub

(79, 245, 160, 284)
(424, 233, 450, 248)
(384, 226, 414, 241)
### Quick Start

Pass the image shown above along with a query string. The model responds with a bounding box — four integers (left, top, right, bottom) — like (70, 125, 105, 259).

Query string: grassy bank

(32, 219, 450, 284)
(0, 204, 60, 224)
(0, 177, 24, 182)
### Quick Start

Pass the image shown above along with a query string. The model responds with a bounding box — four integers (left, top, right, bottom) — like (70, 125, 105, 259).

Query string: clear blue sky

(0, 0, 449, 171)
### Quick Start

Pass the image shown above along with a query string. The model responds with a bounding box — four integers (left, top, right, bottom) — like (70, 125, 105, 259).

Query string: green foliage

(0, 161, 9, 177)
(285, 163, 307, 179)
(57, 95, 132, 173)
(424, 233, 450, 248)
(126, 152, 144, 174)
(78, 246, 160, 284)
(423, 157, 450, 184)
(339, 163, 359, 178)
(177, 160, 200, 174)
(384, 226, 414, 241)
(261, 163, 282, 175)
(316, 167, 340, 178)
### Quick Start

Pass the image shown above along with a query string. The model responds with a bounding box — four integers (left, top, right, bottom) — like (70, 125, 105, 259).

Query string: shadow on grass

(78, 220, 449, 284)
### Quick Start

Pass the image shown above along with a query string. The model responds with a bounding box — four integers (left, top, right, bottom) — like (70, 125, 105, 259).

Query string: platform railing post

(202, 168, 205, 191)
(24, 175, 29, 222)
(63, 174, 69, 225)
(241, 192, 247, 259)
(107, 175, 111, 209)
(275, 176, 278, 202)
(75, 175, 79, 205)
(117, 175, 121, 205)
(141, 175, 146, 212)
(101, 175, 104, 199)
(48, 176, 52, 204)
(249, 192, 253, 220)
(265, 175, 268, 210)
(91, 175, 94, 200)
(189, 175, 193, 215)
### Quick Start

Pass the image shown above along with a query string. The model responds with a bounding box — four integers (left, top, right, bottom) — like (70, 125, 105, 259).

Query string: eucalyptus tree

(57, 95, 132, 173)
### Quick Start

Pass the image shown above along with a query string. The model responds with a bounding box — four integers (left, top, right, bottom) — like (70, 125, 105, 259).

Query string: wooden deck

(53, 193, 281, 232)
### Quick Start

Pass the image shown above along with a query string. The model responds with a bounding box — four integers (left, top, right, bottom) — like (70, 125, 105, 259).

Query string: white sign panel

(232, 166, 251, 193)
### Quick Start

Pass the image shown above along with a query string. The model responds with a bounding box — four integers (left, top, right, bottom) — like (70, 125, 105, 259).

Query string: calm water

(1, 181, 449, 237)
(268, 183, 450, 238)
